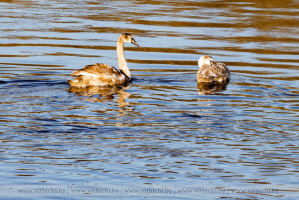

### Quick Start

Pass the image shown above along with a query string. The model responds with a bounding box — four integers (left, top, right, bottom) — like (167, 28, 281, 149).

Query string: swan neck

(117, 37, 131, 78)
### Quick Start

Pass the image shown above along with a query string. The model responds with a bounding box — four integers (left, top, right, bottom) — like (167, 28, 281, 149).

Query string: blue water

(0, 0, 298, 199)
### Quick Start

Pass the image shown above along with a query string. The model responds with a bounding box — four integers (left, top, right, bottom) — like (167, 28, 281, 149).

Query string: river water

(0, 0, 298, 199)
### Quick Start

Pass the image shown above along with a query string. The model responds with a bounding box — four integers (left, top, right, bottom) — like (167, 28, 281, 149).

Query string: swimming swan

(197, 55, 230, 83)
(68, 33, 139, 87)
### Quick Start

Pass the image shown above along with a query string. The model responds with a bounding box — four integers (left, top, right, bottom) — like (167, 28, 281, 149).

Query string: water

(0, 0, 298, 199)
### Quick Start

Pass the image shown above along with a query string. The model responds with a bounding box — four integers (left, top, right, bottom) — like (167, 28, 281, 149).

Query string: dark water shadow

(0, 79, 68, 97)
(197, 81, 229, 95)
(0, 79, 66, 87)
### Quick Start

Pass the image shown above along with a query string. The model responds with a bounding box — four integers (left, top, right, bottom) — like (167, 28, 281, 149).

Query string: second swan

(197, 55, 230, 83)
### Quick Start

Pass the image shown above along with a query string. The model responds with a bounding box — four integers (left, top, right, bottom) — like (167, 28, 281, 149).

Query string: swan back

(68, 63, 128, 87)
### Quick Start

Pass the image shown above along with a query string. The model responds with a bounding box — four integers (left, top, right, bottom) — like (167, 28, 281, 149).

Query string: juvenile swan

(197, 55, 230, 83)
(68, 33, 139, 87)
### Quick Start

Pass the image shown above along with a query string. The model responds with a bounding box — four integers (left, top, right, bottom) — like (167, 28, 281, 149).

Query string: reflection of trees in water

(197, 82, 229, 95)
(68, 85, 131, 108)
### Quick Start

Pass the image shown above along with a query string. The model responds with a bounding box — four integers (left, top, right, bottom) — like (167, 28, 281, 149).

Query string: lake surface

(0, 0, 298, 199)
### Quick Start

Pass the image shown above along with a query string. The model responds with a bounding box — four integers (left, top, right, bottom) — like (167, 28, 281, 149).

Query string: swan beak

(131, 38, 140, 47)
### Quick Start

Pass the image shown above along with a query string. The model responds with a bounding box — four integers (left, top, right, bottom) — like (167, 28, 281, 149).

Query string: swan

(68, 33, 139, 87)
(197, 55, 230, 83)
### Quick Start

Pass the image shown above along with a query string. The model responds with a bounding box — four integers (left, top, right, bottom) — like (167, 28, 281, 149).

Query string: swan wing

(198, 63, 230, 78)
(69, 63, 127, 87)
(72, 63, 122, 77)
(213, 62, 230, 77)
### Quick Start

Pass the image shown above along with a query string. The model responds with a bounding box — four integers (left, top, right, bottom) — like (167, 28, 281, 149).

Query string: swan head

(121, 33, 139, 47)
(198, 55, 213, 68)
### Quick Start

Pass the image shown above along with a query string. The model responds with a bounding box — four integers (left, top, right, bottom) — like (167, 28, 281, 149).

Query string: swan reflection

(197, 82, 229, 95)
(68, 85, 130, 107)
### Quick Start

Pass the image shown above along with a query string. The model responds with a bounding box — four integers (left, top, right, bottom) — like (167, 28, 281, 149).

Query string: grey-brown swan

(68, 33, 139, 87)
(197, 55, 230, 83)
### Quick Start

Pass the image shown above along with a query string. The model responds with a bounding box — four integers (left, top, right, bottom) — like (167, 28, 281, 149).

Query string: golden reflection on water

(69, 85, 131, 108)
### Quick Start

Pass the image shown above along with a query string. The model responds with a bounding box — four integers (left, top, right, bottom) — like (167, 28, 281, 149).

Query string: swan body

(68, 33, 139, 87)
(197, 55, 230, 83)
